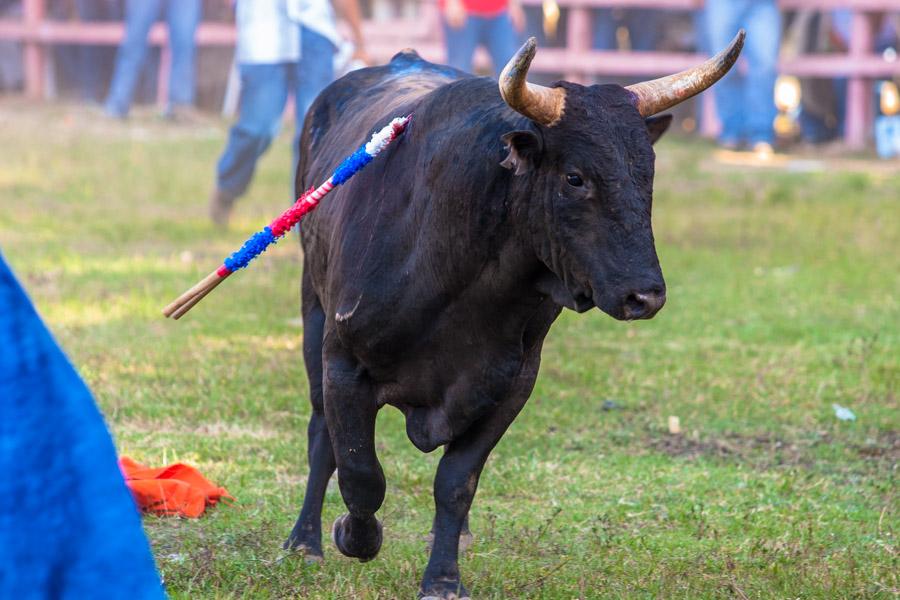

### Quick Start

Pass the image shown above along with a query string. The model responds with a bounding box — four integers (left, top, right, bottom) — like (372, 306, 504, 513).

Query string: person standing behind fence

(104, 0, 201, 120)
(441, 0, 524, 76)
(705, 0, 781, 153)
(208, 0, 367, 227)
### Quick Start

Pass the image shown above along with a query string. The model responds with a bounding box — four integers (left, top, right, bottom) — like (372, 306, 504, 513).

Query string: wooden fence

(1, 0, 898, 147)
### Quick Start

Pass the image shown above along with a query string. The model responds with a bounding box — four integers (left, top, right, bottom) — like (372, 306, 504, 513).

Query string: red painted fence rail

(1, 0, 899, 148)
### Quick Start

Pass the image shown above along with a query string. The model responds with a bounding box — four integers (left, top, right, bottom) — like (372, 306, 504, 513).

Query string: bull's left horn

(626, 29, 745, 117)
(499, 37, 566, 126)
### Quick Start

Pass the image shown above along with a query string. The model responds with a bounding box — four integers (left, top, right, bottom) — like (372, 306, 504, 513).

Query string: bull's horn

(499, 37, 566, 126)
(626, 29, 745, 117)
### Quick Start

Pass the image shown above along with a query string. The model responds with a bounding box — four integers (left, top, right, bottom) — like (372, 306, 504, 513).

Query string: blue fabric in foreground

(0, 251, 165, 600)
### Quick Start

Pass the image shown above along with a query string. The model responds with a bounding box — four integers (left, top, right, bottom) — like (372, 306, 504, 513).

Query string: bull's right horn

(499, 37, 567, 126)
(626, 29, 745, 117)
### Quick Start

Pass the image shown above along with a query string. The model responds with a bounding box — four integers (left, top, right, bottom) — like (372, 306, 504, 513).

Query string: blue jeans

(216, 27, 335, 199)
(704, 0, 780, 145)
(105, 0, 201, 116)
(443, 13, 518, 77)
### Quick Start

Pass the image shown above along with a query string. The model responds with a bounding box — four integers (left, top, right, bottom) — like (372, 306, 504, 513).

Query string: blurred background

(0, 0, 898, 156)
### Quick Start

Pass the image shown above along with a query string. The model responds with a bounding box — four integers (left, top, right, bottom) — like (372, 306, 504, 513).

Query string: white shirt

(236, 0, 340, 65)
(290, 0, 342, 50)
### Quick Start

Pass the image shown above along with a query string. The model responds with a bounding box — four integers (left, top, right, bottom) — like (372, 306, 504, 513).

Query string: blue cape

(0, 251, 164, 599)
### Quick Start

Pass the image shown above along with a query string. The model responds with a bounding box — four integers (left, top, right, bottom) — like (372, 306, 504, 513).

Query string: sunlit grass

(1, 102, 897, 598)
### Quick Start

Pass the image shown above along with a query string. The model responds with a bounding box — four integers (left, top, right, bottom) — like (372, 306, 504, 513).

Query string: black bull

(284, 36, 743, 599)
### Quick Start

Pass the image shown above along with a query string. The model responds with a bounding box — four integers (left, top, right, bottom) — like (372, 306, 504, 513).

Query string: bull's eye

(566, 173, 584, 187)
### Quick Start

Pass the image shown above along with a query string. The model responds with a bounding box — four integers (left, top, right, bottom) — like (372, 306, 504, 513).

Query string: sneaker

(209, 187, 238, 227)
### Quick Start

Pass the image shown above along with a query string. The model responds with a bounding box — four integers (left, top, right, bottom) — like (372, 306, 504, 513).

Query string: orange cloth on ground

(119, 457, 233, 518)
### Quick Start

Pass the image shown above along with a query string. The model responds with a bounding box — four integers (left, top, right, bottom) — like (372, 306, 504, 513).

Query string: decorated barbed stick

(163, 115, 412, 320)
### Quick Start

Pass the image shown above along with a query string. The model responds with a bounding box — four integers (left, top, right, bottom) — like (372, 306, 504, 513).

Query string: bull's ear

(645, 114, 673, 145)
(500, 130, 542, 175)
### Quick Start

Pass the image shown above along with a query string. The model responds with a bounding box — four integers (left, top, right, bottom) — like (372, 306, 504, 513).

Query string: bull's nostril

(624, 293, 649, 319)
(623, 290, 666, 320)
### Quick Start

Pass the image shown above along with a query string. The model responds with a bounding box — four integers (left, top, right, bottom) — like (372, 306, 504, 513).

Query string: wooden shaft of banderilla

(162, 269, 230, 319)
(168, 277, 224, 320)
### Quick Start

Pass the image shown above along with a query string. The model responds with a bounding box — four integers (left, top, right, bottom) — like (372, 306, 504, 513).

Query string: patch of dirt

(648, 429, 900, 472)
(703, 147, 900, 177)
(649, 432, 808, 466)
(853, 431, 900, 462)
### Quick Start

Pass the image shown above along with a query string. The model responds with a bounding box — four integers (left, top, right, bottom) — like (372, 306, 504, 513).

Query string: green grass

(1, 101, 897, 599)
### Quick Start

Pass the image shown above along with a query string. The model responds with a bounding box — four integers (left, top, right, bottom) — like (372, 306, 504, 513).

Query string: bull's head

(498, 32, 744, 320)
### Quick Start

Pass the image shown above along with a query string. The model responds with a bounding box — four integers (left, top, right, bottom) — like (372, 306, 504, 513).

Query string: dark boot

(208, 187, 238, 227)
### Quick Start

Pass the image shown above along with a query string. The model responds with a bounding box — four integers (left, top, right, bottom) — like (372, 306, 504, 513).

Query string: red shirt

(441, 0, 508, 18)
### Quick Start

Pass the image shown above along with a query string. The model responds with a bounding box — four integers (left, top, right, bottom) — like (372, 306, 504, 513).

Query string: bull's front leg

(322, 345, 385, 562)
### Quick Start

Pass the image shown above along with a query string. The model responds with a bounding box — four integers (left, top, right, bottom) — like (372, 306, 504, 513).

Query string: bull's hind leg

(285, 281, 336, 561)
(323, 343, 385, 562)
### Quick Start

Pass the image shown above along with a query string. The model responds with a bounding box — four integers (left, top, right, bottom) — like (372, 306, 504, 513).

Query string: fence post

(23, 0, 46, 99)
(845, 9, 874, 150)
(157, 42, 172, 109)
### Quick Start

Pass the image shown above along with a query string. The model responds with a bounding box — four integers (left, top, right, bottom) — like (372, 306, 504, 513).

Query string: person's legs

(213, 63, 290, 221)
(704, 0, 746, 145)
(742, 0, 781, 146)
(292, 27, 335, 175)
(163, 0, 201, 109)
(104, 0, 163, 117)
(443, 17, 479, 73)
(482, 13, 518, 77)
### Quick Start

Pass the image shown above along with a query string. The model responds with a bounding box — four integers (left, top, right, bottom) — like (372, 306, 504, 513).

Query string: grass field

(1, 101, 897, 599)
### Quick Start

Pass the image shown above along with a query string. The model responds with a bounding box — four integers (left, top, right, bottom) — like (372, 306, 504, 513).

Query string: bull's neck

(408, 92, 545, 300)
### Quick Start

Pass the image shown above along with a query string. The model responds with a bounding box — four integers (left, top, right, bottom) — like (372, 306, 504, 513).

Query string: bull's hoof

(283, 541, 324, 565)
(331, 514, 383, 562)
(284, 526, 324, 564)
(418, 580, 471, 600)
